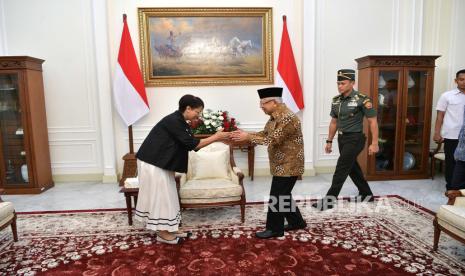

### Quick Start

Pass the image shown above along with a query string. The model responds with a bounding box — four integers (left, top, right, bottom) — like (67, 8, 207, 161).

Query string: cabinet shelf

(0, 56, 54, 194)
(356, 55, 439, 180)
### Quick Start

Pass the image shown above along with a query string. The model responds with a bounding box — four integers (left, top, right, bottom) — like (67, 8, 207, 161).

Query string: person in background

(449, 108, 465, 191)
(313, 69, 379, 211)
(434, 69, 465, 190)
(135, 94, 230, 244)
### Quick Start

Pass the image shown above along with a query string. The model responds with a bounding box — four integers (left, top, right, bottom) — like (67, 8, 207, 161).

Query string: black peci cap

(257, 87, 283, 99)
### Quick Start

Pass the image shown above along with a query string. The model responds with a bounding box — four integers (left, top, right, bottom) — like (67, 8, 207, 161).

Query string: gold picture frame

(138, 7, 273, 87)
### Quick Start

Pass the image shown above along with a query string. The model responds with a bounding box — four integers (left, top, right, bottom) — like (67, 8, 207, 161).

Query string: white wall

(0, 0, 463, 181)
(308, 0, 464, 168)
(108, 0, 305, 176)
(0, 0, 109, 180)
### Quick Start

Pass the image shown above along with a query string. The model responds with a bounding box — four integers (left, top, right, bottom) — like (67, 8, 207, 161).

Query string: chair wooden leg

(124, 194, 133, 226)
(240, 203, 245, 223)
(433, 218, 440, 251)
(430, 158, 434, 180)
(11, 212, 18, 242)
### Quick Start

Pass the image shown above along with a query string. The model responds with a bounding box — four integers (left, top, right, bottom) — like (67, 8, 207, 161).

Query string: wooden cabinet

(0, 56, 53, 194)
(356, 55, 439, 180)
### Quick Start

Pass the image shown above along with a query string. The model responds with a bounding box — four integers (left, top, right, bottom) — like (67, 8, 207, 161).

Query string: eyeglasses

(259, 99, 274, 106)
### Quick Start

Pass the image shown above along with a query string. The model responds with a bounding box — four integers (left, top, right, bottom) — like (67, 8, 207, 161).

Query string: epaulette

(332, 95, 340, 101)
(358, 92, 368, 98)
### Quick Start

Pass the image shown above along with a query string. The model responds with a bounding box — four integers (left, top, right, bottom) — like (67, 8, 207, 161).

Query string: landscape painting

(138, 8, 273, 86)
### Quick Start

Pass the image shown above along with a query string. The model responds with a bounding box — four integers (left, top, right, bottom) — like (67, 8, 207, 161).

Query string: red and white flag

(113, 14, 149, 126)
(277, 16, 304, 113)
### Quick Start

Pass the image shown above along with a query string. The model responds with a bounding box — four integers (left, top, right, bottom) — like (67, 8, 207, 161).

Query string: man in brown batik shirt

(231, 87, 306, 239)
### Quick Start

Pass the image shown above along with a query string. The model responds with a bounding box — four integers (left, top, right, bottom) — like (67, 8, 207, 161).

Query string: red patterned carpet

(0, 196, 464, 275)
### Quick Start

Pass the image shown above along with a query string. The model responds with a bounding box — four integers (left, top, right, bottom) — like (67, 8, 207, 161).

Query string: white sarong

(135, 160, 180, 232)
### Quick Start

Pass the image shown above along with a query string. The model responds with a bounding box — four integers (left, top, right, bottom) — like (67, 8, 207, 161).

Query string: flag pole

(128, 125, 134, 154)
(122, 13, 135, 155)
(119, 12, 138, 185)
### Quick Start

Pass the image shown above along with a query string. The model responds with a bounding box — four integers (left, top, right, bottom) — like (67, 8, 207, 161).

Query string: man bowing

(231, 87, 306, 238)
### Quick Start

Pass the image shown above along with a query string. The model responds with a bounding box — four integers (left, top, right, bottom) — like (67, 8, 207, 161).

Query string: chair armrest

(445, 189, 465, 205)
(229, 167, 244, 189)
(455, 197, 465, 207)
(232, 167, 244, 181)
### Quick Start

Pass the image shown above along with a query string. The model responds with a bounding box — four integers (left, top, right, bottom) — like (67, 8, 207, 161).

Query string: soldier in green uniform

(313, 69, 379, 211)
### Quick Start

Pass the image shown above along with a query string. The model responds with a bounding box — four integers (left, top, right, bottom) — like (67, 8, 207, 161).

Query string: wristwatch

(326, 140, 333, 144)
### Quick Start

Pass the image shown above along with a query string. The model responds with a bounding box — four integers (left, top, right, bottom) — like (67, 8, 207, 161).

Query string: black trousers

(266, 176, 305, 232)
(450, 160, 465, 190)
(326, 132, 373, 200)
(444, 139, 458, 190)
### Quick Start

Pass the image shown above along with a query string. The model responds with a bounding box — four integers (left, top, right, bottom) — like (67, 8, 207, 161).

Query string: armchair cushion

(190, 146, 231, 180)
(455, 197, 465, 207)
(0, 202, 14, 225)
(180, 178, 242, 202)
(124, 177, 139, 189)
(437, 205, 465, 237)
(433, 153, 445, 160)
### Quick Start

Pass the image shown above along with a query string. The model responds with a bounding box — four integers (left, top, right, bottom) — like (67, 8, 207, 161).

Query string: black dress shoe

(311, 201, 334, 211)
(255, 230, 284, 239)
(284, 222, 307, 231)
(359, 194, 375, 202)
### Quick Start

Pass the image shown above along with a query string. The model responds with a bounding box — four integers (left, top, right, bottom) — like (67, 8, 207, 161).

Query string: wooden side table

(120, 187, 139, 225)
(232, 144, 256, 180)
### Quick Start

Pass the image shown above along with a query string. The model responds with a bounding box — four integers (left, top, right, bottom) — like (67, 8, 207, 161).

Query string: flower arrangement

(191, 109, 238, 134)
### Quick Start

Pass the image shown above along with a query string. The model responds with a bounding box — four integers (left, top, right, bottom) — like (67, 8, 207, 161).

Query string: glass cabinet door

(375, 70, 401, 173)
(0, 74, 29, 187)
(401, 70, 428, 172)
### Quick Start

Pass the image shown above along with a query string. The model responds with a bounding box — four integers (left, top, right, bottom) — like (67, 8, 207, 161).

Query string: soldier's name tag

(347, 101, 358, 107)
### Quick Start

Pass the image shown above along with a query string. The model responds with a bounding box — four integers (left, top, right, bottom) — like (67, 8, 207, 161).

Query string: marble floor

(3, 173, 449, 213)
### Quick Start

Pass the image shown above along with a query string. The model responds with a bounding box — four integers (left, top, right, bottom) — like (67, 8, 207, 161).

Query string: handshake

(213, 129, 249, 144)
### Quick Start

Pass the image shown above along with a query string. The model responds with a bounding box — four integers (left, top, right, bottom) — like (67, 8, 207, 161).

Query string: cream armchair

(433, 189, 465, 250)
(0, 189, 18, 241)
(175, 142, 246, 222)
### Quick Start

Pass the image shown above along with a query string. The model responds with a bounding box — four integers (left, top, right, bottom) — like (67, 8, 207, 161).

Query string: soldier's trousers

(326, 132, 373, 200)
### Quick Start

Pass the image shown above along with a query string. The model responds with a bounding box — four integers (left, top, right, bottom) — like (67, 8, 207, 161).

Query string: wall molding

(0, 0, 7, 55)
(447, 0, 459, 85)
(91, 0, 117, 179)
(301, 0, 316, 167)
(411, 0, 424, 54)
(317, 133, 339, 161)
(49, 141, 98, 167)
(431, 0, 442, 54)
(390, 0, 400, 54)
(315, 0, 330, 128)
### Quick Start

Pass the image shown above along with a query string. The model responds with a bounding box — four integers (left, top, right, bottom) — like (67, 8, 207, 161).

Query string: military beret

(337, 69, 356, 81)
(257, 87, 283, 99)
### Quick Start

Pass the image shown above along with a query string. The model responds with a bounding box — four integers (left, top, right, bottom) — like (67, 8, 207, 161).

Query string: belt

(337, 130, 362, 135)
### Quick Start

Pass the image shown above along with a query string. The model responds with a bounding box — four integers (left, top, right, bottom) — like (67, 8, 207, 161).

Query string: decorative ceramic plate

(403, 152, 416, 170)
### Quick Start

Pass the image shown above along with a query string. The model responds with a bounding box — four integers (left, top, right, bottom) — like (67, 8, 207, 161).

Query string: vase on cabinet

(21, 164, 28, 182)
